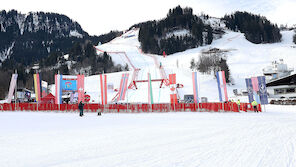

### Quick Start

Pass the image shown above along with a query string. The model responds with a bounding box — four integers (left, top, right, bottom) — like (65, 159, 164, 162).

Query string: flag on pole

(246, 76, 268, 104)
(251, 77, 259, 92)
(39, 73, 43, 98)
(169, 73, 176, 85)
(251, 77, 261, 104)
(117, 73, 129, 101)
(216, 71, 228, 102)
(41, 81, 48, 97)
(253, 90, 261, 104)
(100, 74, 108, 105)
(192, 72, 199, 104)
(245, 78, 254, 103)
(257, 76, 268, 104)
(169, 74, 177, 104)
(55, 74, 62, 104)
(33, 73, 41, 102)
(7, 74, 18, 103)
(148, 73, 154, 104)
(77, 75, 85, 103)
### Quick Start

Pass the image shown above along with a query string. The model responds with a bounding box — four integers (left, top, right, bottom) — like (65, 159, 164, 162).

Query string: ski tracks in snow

(1, 109, 296, 167)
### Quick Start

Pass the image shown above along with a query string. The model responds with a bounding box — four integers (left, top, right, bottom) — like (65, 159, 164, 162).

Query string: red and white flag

(169, 74, 178, 104)
(117, 73, 129, 101)
(251, 77, 259, 92)
(7, 74, 18, 103)
(77, 75, 85, 103)
(100, 74, 107, 105)
(216, 71, 228, 102)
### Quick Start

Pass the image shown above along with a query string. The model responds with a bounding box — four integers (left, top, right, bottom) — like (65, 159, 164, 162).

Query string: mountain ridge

(0, 9, 98, 67)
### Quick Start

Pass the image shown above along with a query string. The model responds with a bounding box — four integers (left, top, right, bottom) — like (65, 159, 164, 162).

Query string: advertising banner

(61, 80, 77, 91)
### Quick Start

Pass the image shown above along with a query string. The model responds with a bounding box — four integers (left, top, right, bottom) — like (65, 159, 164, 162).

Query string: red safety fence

(0, 102, 261, 113)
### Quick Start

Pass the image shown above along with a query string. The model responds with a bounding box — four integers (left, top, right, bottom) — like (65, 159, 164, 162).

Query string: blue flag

(245, 78, 254, 103)
(257, 76, 268, 104)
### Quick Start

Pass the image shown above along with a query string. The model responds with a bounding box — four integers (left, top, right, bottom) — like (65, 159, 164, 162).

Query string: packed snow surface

(1, 105, 296, 167)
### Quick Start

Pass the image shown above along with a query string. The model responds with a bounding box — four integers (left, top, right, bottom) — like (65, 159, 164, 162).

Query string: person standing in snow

(236, 99, 241, 111)
(78, 101, 84, 117)
(251, 100, 258, 112)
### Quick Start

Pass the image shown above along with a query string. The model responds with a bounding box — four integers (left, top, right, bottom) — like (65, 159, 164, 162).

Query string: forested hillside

(137, 6, 217, 55)
(0, 10, 123, 98)
(0, 10, 123, 69)
(223, 11, 281, 44)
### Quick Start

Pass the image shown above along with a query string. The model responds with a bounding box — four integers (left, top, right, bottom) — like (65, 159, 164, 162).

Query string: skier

(251, 100, 258, 112)
(236, 99, 241, 111)
(78, 101, 84, 117)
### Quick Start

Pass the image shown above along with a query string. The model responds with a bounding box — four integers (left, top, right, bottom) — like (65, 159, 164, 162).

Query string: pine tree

(218, 59, 231, 83)
(206, 25, 213, 45)
(124, 64, 129, 71)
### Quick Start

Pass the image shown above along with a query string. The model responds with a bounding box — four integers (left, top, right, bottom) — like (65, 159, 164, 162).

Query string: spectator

(251, 100, 258, 112)
(236, 99, 241, 111)
(78, 101, 84, 117)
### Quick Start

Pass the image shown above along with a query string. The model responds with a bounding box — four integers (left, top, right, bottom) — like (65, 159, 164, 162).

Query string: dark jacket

(78, 102, 84, 110)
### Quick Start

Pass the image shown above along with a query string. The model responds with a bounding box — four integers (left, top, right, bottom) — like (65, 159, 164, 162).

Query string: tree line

(137, 6, 214, 55)
(0, 36, 124, 99)
(223, 11, 281, 44)
(39, 40, 128, 83)
(0, 10, 123, 69)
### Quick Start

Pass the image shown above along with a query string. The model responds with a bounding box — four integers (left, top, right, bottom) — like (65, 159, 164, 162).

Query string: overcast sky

(1, 0, 296, 36)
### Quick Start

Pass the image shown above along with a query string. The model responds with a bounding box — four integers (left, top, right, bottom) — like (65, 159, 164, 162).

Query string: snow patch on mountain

(63, 54, 69, 60)
(0, 42, 15, 62)
(0, 10, 86, 37)
(14, 14, 26, 35)
(165, 29, 190, 38)
(32, 13, 39, 30)
(69, 30, 83, 38)
(202, 17, 226, 29)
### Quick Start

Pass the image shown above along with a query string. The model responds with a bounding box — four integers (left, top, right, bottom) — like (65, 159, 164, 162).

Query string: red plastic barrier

(1, 102, 259, 113)
(232, 103, 239, 112)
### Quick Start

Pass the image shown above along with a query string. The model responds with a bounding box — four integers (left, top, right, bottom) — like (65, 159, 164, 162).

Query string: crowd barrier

(0, 102, 261, 113)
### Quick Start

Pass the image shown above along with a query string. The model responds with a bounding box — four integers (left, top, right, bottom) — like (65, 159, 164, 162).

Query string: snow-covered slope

(1, 105, 296, 167)
(79, 28, 296, 103)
